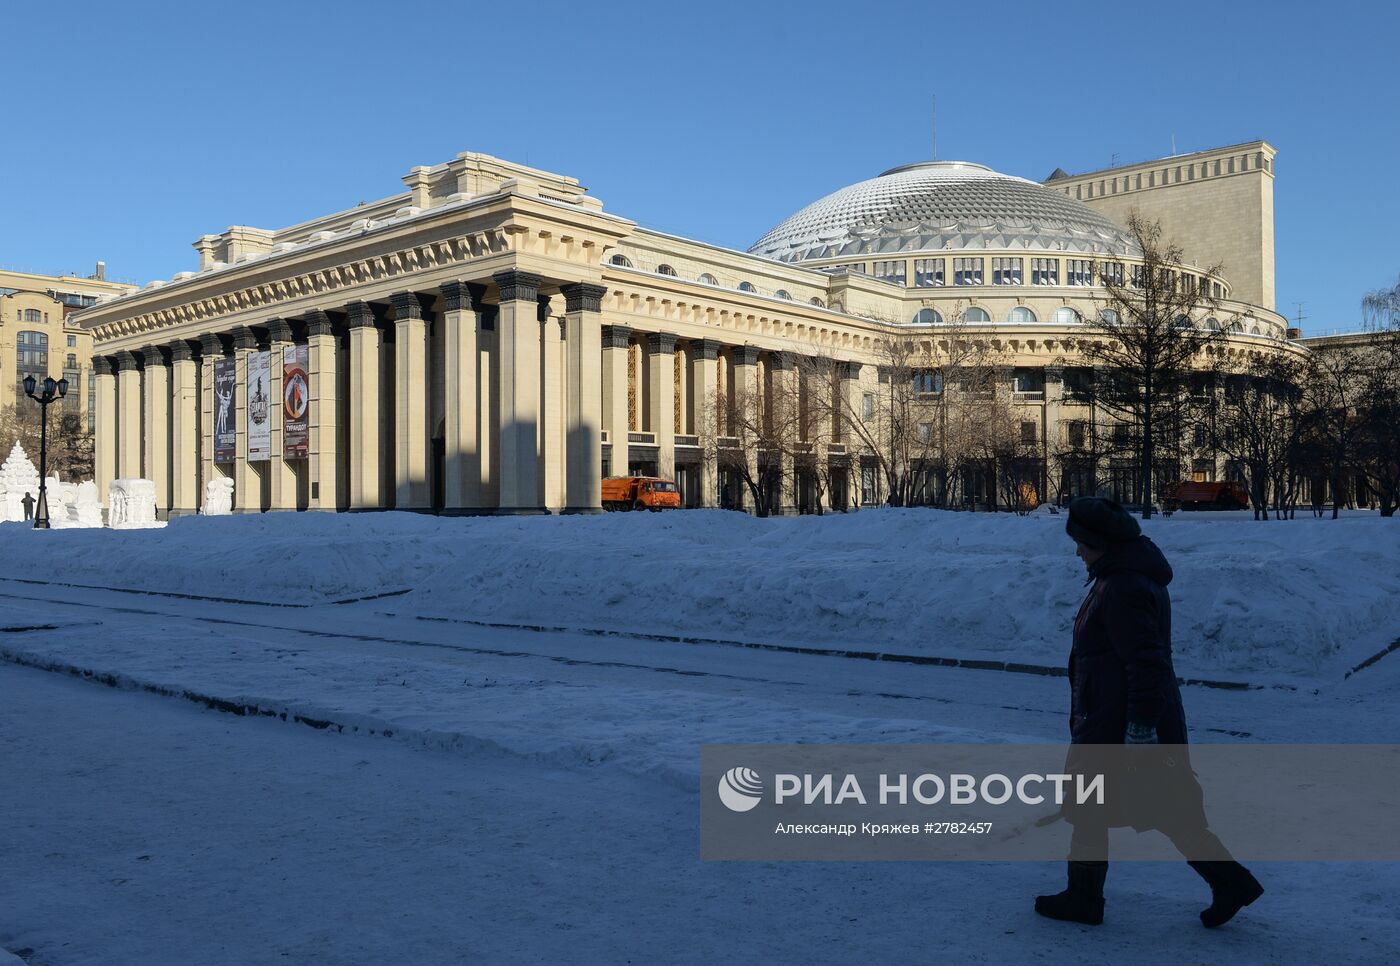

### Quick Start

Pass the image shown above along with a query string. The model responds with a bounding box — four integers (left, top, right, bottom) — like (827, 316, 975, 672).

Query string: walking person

(1035, 496, 1264, 928)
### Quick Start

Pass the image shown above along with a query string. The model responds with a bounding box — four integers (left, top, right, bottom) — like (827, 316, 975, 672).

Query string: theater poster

(247, 350, 272, 461)
(283, 345, 310, 459)
(214, 358, 236, 463)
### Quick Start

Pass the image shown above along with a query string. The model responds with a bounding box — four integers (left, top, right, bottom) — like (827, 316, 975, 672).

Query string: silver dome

(748, 160, 1136, 263)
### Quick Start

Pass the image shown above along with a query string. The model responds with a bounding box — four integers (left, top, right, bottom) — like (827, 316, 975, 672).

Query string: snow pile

(1, 509, 1395, 683)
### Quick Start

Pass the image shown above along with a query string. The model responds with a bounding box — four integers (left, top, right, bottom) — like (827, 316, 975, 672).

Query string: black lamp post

(22, 372, 68, 529)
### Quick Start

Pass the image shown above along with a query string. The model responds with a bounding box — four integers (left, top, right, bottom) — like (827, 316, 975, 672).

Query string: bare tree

(1205, 352, 1306, 520)
(698, 359, 805, 518)
(0, 402, 95, 481)
(1083, 213, 1227, 517)
(1300, 344, 1368, 519)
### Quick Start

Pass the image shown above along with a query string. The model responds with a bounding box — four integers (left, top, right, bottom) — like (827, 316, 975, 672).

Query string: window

(1174, 315, 1192, 329)
(953, 257, 984, 286)
(1193, 425, 1207, 448)
(656, 264, 677, 276)
(67, 335, 77, 347)
(962, 306, 990, 323)
(1053, 307, 1082, 324)
(16, 331, 48, 397)
(66, 353, 77, 368)
(737, 281, 756, 293)
(1012, 368, 1045, 393)
(872, 260, 906, 285)
(1068, 420, 1087, 449)
(1203, 317, 1221, 331)
(861, 393, 875, 420)
(1007, 306, 1037, 324)
(911, 308, 943, 325)
(918, 422, 934, 445)
(1113, 423, 1130, 443)
(809, 296, 825, 307)
(1064, 368, 1094, 401)
(775, 289, 792, 300)
(1020, 421, 1038, 445)
(23, 308, 42, 323)
(609, 254, 633, 268)
(914, 258, 945, 287)
(1031, 258, 1059, 285)
(1098, 308, 1120, 324)
(698, 273, 717, 285)
(861, 465, 877, 506)
(913, 370, 942, 394)
(1099, 261, 1125, 287)
(1066, 260, 1093, 286)
(992, 257, 1023, 285)
(1130, 265, 1145, 288)
(1198, 276, 1211, 295)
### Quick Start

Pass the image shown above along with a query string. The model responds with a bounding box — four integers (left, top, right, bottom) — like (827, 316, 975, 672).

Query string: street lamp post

(22, 373, 69, 529)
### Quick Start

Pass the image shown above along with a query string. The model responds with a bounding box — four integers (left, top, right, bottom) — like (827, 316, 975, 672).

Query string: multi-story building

(1, 265, 136, 431)
(73, 145, 1307, 517)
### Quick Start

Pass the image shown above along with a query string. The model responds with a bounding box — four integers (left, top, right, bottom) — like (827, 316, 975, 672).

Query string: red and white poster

(283, 344, 310, 459)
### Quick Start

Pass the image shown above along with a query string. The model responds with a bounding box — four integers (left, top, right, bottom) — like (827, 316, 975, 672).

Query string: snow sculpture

(108, 478, 165, 529)
(74, 481, 104, 528)
(44, 476, 79, 528)
(203, 477, 234, 516)
(0, 441, 41, 522)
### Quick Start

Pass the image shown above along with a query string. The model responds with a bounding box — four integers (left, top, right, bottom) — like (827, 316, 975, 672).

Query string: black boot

(1035, 861, 1106, 925)
(1188, 861, 1264, 928)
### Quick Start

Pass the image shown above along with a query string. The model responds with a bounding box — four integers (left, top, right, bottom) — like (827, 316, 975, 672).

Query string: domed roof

(748, 160, 1136, 263)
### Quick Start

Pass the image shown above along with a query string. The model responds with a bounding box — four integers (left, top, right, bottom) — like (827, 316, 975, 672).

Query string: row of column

(93, 272, 610, 516)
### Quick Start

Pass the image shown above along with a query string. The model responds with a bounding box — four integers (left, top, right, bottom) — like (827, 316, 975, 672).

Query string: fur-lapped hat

(1065, 496, 1142, 549)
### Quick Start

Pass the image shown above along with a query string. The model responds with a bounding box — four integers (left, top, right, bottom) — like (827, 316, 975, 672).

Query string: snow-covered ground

(1, 510, 1397, 964)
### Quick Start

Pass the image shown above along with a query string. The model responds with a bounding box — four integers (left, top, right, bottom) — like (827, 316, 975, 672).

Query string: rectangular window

(1068, 420, 1087, 449)
(1199, 276, 1211, 295)
(861, 392, 875, 420)
(912, 370, 942, 395)
(1099, 261, 1125, 287)
(992, 257, 1023, 285)
(1064, 368, 1094, 401)
(918, 422, 934, 445)
(914, 258, 945, 287)
(1012, 368, 1045, 394)
(1193, 424, 1207, 448)
(953, 258, 984, 286)
(68, 335, 77, 347)
(1031, 258, 1059, 285)
(1113, 423, 1130, 443)
(861, 465, 877, 506)
(1066, 259, 1093, 286)
(1131, 264, 1145, 288)
(1020, 421, 1038, 445)
(872, 260, 906, 285)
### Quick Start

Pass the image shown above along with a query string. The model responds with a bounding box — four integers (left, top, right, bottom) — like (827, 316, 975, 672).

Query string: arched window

(66, 353, 77, 368)
(1174, 315, 1192, 329)
(1008, 306, 1037, 324)
(698, 273, 718, 285)
(1052, 307, 1082, 324)
(1249, 326, 1261, 335)
(609, 254, 633, 268)
(1098, 308, 1120, 324)
(775, 289, 792, 300)
(962, 307, 990, 323)
(1227, 319, 1244, 334)
(1204, 317, 1221, 331)
(656, 264, 677, 277)
(809, 296, 825, 308)
(737, 281, 756, 293)
(23, 308, 42, 323)
(911, 308, 944, 325)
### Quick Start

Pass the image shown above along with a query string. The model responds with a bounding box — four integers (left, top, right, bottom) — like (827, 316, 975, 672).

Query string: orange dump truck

(601, 476, 681, 511)
(1163, 480, 1251, 511)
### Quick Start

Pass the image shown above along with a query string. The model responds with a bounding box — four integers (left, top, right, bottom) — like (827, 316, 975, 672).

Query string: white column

(140, 345, 170, 514)
(542, 304, 565, 512)
(346, 301, 381, 510)
(169, 340, 199, 516)
(689, 339, 720, 507)
(562, 284, 605, 513)
(493, 270, 544, 514)
(231, 326, 257, 512)
(731, 345, 761, 510)
(441, 281, 481, 513)
(601, 324, 631, 477)
(197, 334, 224, 506)
(770, 350, 797, 514)
(646, 332, 678, 482)
(305, 310, 339, 511)
(115, 350, 142, 480)
(93, 356, 116, 504)
(392, 292, 430, 510)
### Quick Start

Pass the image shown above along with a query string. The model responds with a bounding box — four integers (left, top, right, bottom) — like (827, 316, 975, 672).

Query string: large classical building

(2, 265, 136, 428)
(76, 142, 1306, 517)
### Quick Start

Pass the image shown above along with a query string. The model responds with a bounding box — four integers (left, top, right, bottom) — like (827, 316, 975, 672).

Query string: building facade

(75, 146, 1305, 517)
(1, 265, 136, 429)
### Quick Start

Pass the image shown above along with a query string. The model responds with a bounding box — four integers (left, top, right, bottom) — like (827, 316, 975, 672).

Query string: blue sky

(4, 0, 1396, 332)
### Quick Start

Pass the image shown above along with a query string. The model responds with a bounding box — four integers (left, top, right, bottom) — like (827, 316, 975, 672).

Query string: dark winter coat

(1068, 535, 1188, 745)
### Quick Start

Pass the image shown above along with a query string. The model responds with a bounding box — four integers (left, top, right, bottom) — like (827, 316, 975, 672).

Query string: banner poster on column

(283, 344, 310, 459)
(214, 358, 236, 463)
(247, 350, 272, 462)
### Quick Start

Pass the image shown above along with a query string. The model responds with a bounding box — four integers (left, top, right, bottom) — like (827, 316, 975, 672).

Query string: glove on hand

(1125, 721, 1159, 744)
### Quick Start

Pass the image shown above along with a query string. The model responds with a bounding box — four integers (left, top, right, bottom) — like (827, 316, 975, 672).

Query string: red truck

(1163, 480, 1251, 511)
(601, 476, 681, 511)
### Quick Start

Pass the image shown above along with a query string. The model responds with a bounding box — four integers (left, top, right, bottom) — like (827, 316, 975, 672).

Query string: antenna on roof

(931, 95, 937, 160)
(1171, 133, 1177, 156)
(1294, 302, 1307, 331)
(1110, 152, 1119, 168)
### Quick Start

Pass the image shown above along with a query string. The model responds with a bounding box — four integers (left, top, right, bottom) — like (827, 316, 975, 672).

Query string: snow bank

(2, 509, 1396, 683)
